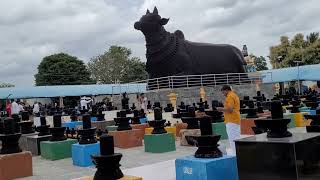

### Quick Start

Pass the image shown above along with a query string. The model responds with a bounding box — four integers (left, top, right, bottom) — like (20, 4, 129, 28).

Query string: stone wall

(144, 84, 275, 106)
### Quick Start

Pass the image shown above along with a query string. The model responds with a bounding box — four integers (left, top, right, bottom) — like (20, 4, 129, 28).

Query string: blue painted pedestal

(62, 121, 83, 129)
(72, 142, 100, 167)
(175, 156, 238, 180)
(140, 117, 148, 124)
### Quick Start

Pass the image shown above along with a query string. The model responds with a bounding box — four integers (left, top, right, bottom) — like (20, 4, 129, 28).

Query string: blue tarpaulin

(0, 83, 147, 99)
(259, 64, 320, 83)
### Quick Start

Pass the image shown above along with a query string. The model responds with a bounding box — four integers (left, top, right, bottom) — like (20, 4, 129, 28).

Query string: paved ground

(17, 127, 307, 180)
(17, 139, 229, 180)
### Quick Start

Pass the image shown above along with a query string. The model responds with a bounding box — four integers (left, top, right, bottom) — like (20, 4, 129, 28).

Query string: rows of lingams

(0, 90, 320, 179)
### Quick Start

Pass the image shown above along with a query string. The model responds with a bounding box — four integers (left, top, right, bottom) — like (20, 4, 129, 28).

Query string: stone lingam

(18, 111, 35, 134)
(77, 114, 97, 144)
(0, 117, 22, 154)
(36, 116, 50, 136)
(205, 100, 224, 123)
(254, 100, 292, 138)
(131, 110, 141, 124)
(245, 100, 258, 118)
(49, 115, 67, 141)
(186, 116, 222, 158)
(91, 135, 124, 180)
(181, 107, 200, 129)
(164, 103, 174, 112)
(256, 101, 264, 114)
(114, 110, 132, 131)
(288, 98, 301, 113)
(96, 107, 105, 121)
(148, 107, 167, 134)
(197, 98, 205, 112)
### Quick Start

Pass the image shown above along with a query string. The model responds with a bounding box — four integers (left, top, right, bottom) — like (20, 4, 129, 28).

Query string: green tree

(269, 32, 320, 68)
(0, 82, 15, 88)
(250, 55, 268, 71)
(88, 46, 148, 84)
(35, 53, 95, 86)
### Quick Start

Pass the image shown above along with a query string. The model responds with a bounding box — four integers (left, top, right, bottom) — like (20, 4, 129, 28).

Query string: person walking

(217, 85, 241, 155)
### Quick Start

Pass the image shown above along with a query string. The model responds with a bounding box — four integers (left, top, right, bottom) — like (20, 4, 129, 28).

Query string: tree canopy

(88, 46, 148, 84)
(0, 82, 14, 88)
(250, 55, 268, 71)
(35, 53, 95, 86)
(269, 32, 320, 68)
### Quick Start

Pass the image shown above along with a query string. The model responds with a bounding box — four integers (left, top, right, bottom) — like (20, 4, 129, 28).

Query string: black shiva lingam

(49, 114, 67, 141)
(115, 110, 132, 131)
(254, 100, 292, 138)
(0, 117, 22, 154)
(186, 116, 222, 158)
(245, 100, 258, 118)
(148, 107, 167, 134)
(164, 103, 174, 112)
(131, 110, 141, 124)
(36, 116, 50, 136)
(18, 111, 35, 134)
(77, 114, 97, 144)
(181, 107, 200, 129)
(91, 135, 124, 180)
(205, 100, 224, 123)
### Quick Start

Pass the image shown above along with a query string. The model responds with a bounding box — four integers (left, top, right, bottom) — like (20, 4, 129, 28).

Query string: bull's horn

(153, 7, 158, 15)
(146, 9, 150, 14)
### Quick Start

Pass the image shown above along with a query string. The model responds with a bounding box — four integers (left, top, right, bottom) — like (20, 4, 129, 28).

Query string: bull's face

(134, 7, 169, 35)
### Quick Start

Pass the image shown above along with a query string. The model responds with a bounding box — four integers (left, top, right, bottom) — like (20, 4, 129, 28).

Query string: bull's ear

(146, 9, 150, 14)
(134, 22, 141, 30)
(153, 7, 158, 15)
(160, 18, 169, 25)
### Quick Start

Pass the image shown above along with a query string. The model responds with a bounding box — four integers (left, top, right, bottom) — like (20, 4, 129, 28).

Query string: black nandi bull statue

(134, 7, 247, 79)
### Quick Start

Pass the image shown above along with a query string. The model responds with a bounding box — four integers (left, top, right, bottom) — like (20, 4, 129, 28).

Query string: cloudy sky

(0, 0, 319, 87)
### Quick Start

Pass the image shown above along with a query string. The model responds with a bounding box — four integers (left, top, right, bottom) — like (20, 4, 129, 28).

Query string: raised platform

(180, 129, 201, 146)
(108, 129, 143, 148)
(62, 121, 83, 130)
(236, 133, 320, 180)
(294, 112, 311, 127)
(175, 156, 238, 180)
(283, 113, 295, 128)
(106, 125, 118, 132)
(144, 133, 176, 153)
(211, 122, 228, 140)
(26, 134, 52, 155)
(19, 132, 39, 151)
(175, 123, 188, 137)
(131, 123, 149, 139)
(145, 127, 177, 138)
(40, 139, 77, 160)
(73, 175, 143, 180)
(0, 151, 33, 180)
(91, 120, 111, 131)
(241, 118, 259, 135)
(72, 142, 100, 167)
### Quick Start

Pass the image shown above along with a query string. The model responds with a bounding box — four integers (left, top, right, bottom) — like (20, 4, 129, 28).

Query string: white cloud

(0, 0, 320, 86)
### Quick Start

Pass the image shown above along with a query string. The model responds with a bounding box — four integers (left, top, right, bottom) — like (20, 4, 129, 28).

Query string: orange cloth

(223, 91, 241, 125)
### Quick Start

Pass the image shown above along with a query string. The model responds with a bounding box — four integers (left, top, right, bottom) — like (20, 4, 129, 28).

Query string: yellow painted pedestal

(294, 112, 311, 127)
(145, 127, 176, 137)
(73, 175, 142, 180)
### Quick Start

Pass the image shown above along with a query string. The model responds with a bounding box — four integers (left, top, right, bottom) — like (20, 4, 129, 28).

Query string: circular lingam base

(78, 128, 97, 144)
(91, 153, 124, 180)
(49, 127, 67, 141)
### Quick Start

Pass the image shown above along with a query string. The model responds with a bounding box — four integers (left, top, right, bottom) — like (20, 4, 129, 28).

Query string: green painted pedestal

(211, 123, 228, 140)
(144, 133, 176, 153)
(40, 139, 77, 160)
(283, 113, 295, 128)
(106, 125, 118, 132)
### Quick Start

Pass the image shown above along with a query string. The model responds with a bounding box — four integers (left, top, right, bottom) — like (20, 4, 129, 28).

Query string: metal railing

(129, 72, 264, 91)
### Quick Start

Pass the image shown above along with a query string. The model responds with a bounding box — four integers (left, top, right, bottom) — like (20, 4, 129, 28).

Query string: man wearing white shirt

(80, 96, 92, 110)
(33, 102, 40, 114)
(11, 100, 20, 115)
